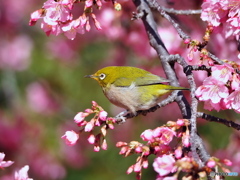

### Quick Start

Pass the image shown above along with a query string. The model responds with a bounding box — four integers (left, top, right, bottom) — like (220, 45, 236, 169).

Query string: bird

(85, 66, 188, 116)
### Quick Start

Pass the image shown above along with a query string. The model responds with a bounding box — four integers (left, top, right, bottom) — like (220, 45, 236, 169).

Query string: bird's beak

(84, 74, 99, 81)
(84, 74, 94, 78)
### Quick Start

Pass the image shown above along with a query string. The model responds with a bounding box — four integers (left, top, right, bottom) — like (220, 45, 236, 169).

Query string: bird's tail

(168, 87, 189, 90)
(161, 84, 189, 91)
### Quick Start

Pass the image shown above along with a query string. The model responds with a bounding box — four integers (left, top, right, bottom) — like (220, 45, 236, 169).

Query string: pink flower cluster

(29, 0, 107, 40)
(201, 0, 240, 38)
(115, 119, 233, 179)
(154, 154, 231, 180)
(116, 141, 150, 179)
(116, 123, 186, 179)
(62, 101, 116, 151)
(141, 127, 176, 145)
(196, 63, 240, 112)
(29, 0, 122, 40)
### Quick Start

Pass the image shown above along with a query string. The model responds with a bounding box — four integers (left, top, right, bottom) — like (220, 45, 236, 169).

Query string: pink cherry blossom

(224, 1, 240, 37)
(99, 111, 107, 121)
(101, 139, 108, 150)
(154, 145, 171, 155)
(153, 155, 177, 176)
(182, 133, 190, 147)
(119, 146, 128, 155)
(136, 146, 145, 154)
(203, 99, 228, 111)
(96, 0, 102, 7)
(195, 77, 229, 104)
(61, 0, 75, 9)
(184, 38, 191, 44)
(141, 127, 176, 145)
(91, 13, 102, 30)
(224, 88, 240, 113)
(221, 159, 232, 166)
(201, 0, 240, 38)
(0, 153, 14, 168)
(85, 0, 93, 8)
(84, 121, 94, 132)
(87, 134, 95, 144)
(74, 112, 87, 124)
(116, 141, 128, 147)
(211, 64, 234, 83)
(225, 17, 240, 38)
(85, 109, 93, 113)
(231, 73, 240, 90)
(43, 0, 72, 23)
(140, 129, 154, 141)
(127, 165, 134, 174)
(174, 147, 182, 159)
(133, 160, 142, 172)
(41, 21, 62, 36)
(207, 160, 216, 168)
(29, 9, 44, 26)
(187, 45, 197, 62)
(62, 17, 85, 40)
(14, 165, 33, 180)
(176, 119, 185, 126)
(61, 130, 79, 146)
(94, 145, 100, 152)
(141, 159, 148, 169)
(201, 0, 228, 26)
(228, 1, 240, 17)
(153, 127, 176, 145)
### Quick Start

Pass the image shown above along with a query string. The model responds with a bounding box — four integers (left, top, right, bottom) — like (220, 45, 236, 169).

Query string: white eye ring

(99, 73, 106, 80)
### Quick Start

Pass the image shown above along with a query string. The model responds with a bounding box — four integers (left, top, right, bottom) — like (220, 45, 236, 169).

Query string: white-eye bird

(85, 66, 188, 115)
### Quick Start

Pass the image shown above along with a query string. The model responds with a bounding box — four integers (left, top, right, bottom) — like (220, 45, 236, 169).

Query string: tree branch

(132, 0, 190, 115)
(147, 0, 190, 40)
(207, 52, 224, 64)
(131, 0, 210, 166)
(167, 54, 209, 165)
(161, 7, 202, 15)
(197, 112, 240, 131)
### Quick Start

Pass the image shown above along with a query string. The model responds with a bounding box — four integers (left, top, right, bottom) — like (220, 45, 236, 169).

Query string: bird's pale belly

(103, 85, 169, 114)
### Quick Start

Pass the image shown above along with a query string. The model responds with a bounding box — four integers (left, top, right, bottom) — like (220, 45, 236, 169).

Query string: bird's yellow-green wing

(135, 73, 171, 86)
(113, 73, 170, 87)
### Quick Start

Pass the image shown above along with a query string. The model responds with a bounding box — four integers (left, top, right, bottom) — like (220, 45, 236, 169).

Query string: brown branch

(131, 0, 210, 166)
(197, 112, 240, 131)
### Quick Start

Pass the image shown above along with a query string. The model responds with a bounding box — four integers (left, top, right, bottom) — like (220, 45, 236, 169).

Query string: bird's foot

(115, 110, 128, 124)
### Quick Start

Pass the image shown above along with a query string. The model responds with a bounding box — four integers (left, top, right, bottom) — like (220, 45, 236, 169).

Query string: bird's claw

(115, 116, 127, 124)
(115, 110, 128, 124)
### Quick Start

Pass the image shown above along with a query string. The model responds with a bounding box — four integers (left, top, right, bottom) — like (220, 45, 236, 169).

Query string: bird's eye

(99, 73, 106, 80)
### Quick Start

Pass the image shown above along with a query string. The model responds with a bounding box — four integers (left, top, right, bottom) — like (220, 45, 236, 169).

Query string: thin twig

(197, 112, 240, 131)
(147, 0, 190, 40)
(161, 7, 202, 15)
(207, 52, 224, 64)
(183, 65, 211, 76)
